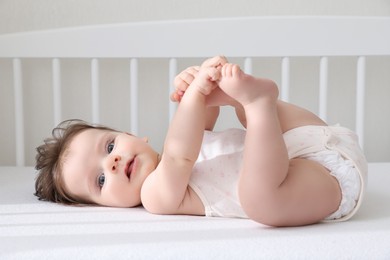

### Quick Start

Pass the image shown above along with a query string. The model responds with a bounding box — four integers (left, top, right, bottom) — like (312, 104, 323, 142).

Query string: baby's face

(62, 129, 159, 207)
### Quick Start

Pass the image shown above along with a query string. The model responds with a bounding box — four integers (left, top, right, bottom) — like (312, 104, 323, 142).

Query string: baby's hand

(171, 66, 199, 102)
(192, 66, 221, 96)
(171, 56, 227, 101)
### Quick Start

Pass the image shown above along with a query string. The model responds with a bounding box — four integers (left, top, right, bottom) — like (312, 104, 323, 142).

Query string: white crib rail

(1, 17, 389, 58)
(12, 58, 25, 167)
(130, 58, 139, 135)
(52, 58, 62, 126)
(1, 16, 390, 166)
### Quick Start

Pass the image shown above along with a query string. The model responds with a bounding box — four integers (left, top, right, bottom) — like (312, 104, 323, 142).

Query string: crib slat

(13, 58, 25, 166)
(319, 57, 328, 121)
(52, 58, 62, 126)
(356, 56, 366, 149)
(169, 58, 178, 122)
(244, 57, 252, 75)
(91, 58, 100, 124)
(130, 58, 139, 135)
(281, 57, 290, 102)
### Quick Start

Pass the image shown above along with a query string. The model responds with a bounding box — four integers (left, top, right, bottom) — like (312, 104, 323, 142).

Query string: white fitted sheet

(1, 163, 389, 259)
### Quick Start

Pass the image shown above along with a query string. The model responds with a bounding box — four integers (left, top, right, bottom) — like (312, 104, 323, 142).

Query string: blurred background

(0, 0, 389, 165)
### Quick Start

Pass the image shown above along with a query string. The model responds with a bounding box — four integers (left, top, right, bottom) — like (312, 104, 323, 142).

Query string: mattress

(1, 163, 389, 259)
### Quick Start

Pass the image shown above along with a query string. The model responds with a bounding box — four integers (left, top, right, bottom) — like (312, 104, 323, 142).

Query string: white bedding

(1, 163, 389, 259)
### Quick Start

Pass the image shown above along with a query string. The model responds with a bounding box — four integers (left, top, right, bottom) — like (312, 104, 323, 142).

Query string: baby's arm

(141, 63, 220, 214)
(171, 56, 229, 130)
(171, 65, 220, 130)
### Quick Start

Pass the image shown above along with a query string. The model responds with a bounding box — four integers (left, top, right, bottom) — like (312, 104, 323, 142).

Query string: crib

(1, 16, 390, 259)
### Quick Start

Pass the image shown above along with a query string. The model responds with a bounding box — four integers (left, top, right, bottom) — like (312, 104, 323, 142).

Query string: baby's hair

(35, 119, 117, 205)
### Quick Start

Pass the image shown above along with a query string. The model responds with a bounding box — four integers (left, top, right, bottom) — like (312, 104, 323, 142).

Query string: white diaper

(284, 125, 367, 221)
(303, 150, 361, 220)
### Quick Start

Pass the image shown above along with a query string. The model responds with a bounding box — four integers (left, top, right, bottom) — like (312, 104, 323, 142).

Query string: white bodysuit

(188, 126, 367, 222)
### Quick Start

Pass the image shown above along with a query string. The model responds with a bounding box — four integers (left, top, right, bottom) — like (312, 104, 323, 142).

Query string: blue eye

(98, 174, 105, 188)
(107, 141, 114, 154)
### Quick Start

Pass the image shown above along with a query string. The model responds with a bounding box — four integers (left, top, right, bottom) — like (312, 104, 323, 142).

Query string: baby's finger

(181, 66, 200, 85)
(207, 66, 222, 81)
(174, 67, 199, 91)
(170, 92, 178, 102)
(201, 56, 228, 69)
(185, 66, 200, 76)
(170, 91, 183, 102)
(196, 67, 221, 95)
(173, 75, 191, 92)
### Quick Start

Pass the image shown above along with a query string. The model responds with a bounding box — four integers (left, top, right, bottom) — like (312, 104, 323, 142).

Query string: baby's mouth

(125, 158, 135, 180)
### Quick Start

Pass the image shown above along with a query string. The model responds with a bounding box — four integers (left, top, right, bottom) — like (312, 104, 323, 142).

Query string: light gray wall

(0, 1, 389, 165)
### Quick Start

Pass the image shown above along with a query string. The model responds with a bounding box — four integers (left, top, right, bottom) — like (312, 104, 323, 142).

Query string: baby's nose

(110, 155, 122, 172)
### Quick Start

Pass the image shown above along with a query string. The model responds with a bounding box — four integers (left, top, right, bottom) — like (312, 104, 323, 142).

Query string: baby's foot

(218, 64, 279, 107)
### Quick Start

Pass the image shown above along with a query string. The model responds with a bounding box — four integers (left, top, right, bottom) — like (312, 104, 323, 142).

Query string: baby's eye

(98, 173, 105, 188)
(107, 141, 114, 154)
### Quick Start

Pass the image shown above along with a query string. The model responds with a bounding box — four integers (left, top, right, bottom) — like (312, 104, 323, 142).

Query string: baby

(35, 56, 367, 227)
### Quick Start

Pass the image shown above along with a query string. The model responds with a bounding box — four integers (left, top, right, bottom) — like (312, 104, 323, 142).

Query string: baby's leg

(219, 64, 289, 190)
(219, 65, 341, 226)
